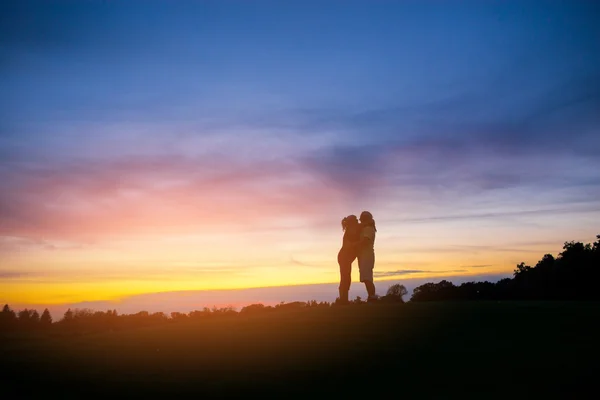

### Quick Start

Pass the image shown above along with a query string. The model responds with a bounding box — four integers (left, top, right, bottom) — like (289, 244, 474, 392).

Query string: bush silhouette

(385, 284, 408, 302)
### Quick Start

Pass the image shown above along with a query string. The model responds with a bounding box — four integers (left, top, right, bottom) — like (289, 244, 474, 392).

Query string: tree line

(2, 234, 597, 333)
(0, 301, 332, 334)
(0, 297, 400, 334)
(410, 234, 600, 301)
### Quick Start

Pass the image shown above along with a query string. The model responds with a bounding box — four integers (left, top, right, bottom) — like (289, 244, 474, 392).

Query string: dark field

(2, 302, 598, 399)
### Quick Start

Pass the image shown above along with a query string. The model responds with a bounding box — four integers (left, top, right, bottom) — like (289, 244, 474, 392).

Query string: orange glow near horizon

(3, 219, 591, 305)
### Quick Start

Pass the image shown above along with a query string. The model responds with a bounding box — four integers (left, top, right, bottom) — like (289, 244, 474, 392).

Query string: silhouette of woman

(337, 215, 360, 304)
(358, 211, 378, 301)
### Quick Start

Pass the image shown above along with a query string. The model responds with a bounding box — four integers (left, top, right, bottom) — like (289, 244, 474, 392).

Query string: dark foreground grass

(2, 302, 598, 399)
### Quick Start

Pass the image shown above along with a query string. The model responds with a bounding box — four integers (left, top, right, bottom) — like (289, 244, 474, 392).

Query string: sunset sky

(1, 1, 599, 312)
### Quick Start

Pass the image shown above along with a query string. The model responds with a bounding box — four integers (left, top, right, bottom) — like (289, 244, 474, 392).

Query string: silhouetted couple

(337, 211, 377, 304)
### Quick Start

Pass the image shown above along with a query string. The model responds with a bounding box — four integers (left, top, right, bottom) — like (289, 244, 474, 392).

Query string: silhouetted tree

(307, 300, 330, 308)
(189, 308, 212, 319)
(2, 305, 15, 317)
(18, 309, 33, 322)
(73, 308, 94, 319)
(40, 309, 52, 326)
(240, 303, 268, 314)
(209, 306, 236, 316)
(275, 301, 307, 310)
(411, 280, 456, 302)
(514, 262, 529, 276)
(31, 310, 40, 324)
(170, 312, 188, 321)
(63, 308, 74, 322)
(2, 304, 15, 317)
(386, 284, 408, 302)
(1, 304, 17, 330)
(15, 309, 39, 329)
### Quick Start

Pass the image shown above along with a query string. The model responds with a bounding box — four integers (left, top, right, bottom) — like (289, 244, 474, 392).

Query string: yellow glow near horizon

(2, 269, 514, 305)
(0, 242, 548, 305)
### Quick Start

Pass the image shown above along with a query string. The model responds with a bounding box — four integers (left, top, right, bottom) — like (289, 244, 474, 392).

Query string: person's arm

(358, 227, 375, 248)
(349, 238, 363, 247)
(347, 228, 362, 247)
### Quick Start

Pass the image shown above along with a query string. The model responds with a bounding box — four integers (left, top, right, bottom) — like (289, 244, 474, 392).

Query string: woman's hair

(341, 215, 358, 231)
(360, 211, 377, 232)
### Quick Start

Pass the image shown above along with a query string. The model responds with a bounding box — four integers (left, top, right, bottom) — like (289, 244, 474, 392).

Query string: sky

(1, 0, 599, 313)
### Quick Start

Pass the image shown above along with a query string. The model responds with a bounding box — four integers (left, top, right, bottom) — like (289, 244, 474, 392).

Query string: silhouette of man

(358, 211, 378, 301)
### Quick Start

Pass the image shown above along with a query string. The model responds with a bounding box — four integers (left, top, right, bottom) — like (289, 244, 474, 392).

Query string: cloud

(373, 269, 467, 278)
(301, 143, 392, 199)
(0, 270, 27, 279)
(0, 235, 88, 252)
(291, 71, 600, 202)
(382, 205, 600, 225)
(289, 257, 321, 268)
(0, 236, 52, 251)
(399, 243, 550, 256)
(0, 154, 350, 243)
(0, 265, 246, 284)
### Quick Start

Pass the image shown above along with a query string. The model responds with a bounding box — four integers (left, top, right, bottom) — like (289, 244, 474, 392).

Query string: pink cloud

(0, 154, 350, 243)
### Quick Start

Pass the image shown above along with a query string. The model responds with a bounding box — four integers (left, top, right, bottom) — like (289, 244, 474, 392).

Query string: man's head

(359, 211, 376, 231)
(359, 211, 373, 224)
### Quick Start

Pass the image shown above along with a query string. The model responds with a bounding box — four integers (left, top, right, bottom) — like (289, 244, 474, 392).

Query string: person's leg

(358, 252, 377, 300)
(365, 280, 376, 298)
(338, 255, 352, 304)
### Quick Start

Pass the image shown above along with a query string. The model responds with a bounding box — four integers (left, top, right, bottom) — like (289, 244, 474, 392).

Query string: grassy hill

(2, 301, 598, 398)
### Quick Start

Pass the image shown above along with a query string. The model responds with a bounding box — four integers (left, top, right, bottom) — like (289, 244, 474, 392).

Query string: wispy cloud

(0, 271, 27, 279)
(0, 266, 247, 284)
(293, 72, 600, 201)
(400, 244, 553, 255)
(289, 256, 322, 268)
(0, 236, 88, 252)
(373, 269, 467, 278)
(382, 206, 600, 225)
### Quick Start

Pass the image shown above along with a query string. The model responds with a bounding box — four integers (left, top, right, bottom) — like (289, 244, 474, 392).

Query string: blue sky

(1, 0, 599, 309)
